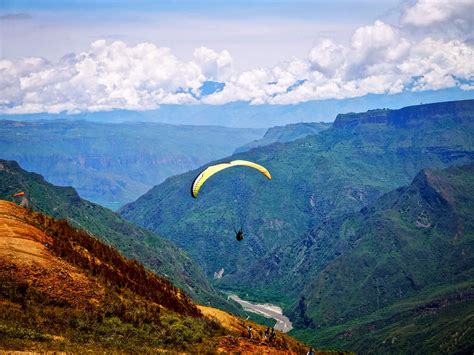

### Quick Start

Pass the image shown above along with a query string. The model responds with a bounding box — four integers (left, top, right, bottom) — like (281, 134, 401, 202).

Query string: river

(228, 294, 293, 333)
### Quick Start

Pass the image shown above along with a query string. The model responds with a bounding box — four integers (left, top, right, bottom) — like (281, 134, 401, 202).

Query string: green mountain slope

(120, 100, 474, 289)
(0, 120, 264, 209)
(288, 163, 474, 353)
(234, 122, 331, 153)
(0, 160, 236, 312)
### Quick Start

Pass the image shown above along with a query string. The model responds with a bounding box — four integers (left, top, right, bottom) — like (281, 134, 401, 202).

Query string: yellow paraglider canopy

(191, 160, 271, 198)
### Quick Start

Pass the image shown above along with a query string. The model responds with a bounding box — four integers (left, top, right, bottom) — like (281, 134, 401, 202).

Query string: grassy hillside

(0, 201, 214, 352)
(235, 122, 331, 153)
(0, 201, 310, 353)
(0, 159, 236, 312)
(0, 120, 264, 209)
(286, 164, 474, 353)
(121, 100, 474, 287)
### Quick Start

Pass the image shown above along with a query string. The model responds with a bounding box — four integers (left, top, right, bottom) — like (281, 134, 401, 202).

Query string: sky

(0, 0, 473, 114)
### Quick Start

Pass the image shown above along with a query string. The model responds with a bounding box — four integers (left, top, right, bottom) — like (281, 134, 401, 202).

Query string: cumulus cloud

(400, 0, 474, 40)
(193, 47, 233, 81)
(0, 0, 473, 113)
(308, 39, 346, 77)
(0, 41, 234, 113)
(203, 17, 473, 105)
(401, 0, 473, 27)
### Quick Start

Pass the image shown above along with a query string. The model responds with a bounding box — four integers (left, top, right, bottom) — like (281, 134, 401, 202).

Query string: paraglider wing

(191, 160, 271, 198)
(191, 163, 232, 198)
(230, 160, 272, 179)
(12, 191, 25, 197)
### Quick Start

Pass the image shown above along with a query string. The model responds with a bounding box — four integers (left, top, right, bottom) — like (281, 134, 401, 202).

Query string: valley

(1, 99, 473, 353)
(120, 99, 474, 353)
(2, 1, 473, 352)
(0, 120, 264, 209)
(228, 294, 293, 333)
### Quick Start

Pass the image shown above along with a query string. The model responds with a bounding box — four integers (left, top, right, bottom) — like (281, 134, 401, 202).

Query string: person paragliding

(190, 160, 271, 241)
(234, 226, 244, 241)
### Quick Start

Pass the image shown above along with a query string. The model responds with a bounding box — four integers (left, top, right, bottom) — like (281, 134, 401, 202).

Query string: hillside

(287, 163, 474, 353)
(120, 100, 474, 288)
(0, 120, 264, 209)
(235, 122, 331, 153)
(0, 201, 310, 353)
(0, 159, 236, 311)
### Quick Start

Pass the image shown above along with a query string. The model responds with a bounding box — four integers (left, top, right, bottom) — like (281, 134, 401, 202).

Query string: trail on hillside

(229, 294, 293, 332)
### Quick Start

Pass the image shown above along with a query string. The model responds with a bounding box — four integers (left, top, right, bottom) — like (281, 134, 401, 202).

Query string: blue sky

(1, 0, 400, 67)
(2, 0, 398, 18)
(0, 0, 472, 114)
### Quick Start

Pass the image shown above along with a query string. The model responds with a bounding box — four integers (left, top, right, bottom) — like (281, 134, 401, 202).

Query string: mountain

(0, 120, 265, 209)
(1, 88, 472, 128)
(120, 100, 474, 288)
(0, 159, 234, 311)
(235, 122, 331, 153)
(287, 164, 474, 353)
(0, 201, 309, 353)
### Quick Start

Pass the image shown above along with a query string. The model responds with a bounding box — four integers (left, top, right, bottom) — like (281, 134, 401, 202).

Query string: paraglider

(235, 227, 244, 241)
(191, 160, 271, 198)
(11, 191, 25, 197)
(190, 160, 271, 241)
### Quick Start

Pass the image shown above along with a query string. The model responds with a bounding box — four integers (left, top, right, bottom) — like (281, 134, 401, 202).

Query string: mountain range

(1, 98, 473, 353)
(0, 120, 264, 209)
(1, 88, 472, 128)
(287, 163, 474, 352)
(120, 99, 474, 353)
(121, 100, 474, 279)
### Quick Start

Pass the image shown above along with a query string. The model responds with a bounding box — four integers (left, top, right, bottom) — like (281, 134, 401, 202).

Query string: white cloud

(344, 21, 411, 80)
(400, 0, 474, 41)
(193, 47, 233, 81)
(203, 19, 472, 105)
(401, 0, 474, 27)
(1, 41, 218, 113)
(308, 39, 346, 77)
(0, 0, 473, 113)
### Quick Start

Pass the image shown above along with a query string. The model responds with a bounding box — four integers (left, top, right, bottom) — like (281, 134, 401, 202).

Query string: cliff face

(334, 99, 473, 128)
(235, 122, 331, 153)
(333, 109, 390, 128)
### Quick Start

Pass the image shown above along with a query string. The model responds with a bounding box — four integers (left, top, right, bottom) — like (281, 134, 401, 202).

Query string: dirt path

(229, 294, 293, 333)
